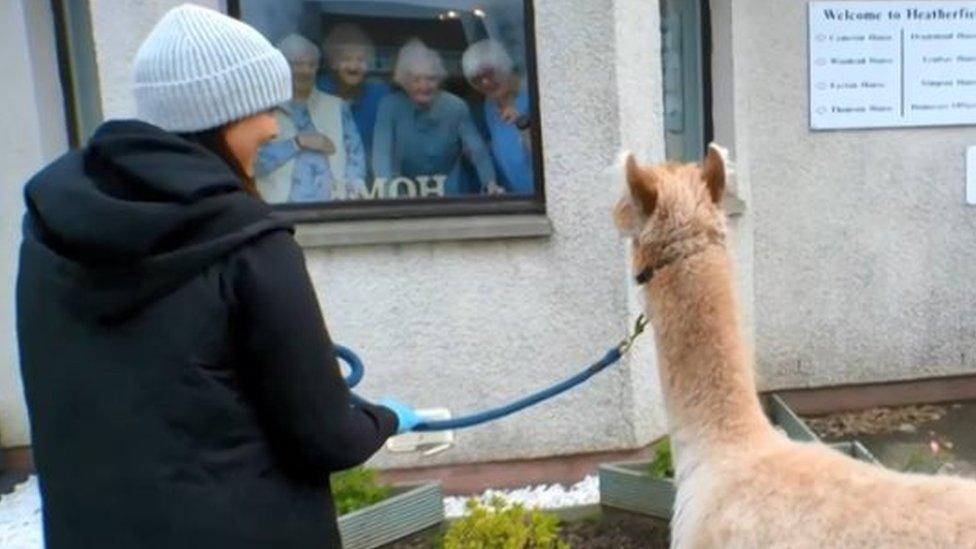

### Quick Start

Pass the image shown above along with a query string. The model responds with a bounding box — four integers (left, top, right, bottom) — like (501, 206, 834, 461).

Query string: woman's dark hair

(178, 127, 262, 199)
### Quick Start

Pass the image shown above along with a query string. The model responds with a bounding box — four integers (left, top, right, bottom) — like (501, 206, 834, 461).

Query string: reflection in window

(661, 0, 710, 162)
(237, 0, 540, 209)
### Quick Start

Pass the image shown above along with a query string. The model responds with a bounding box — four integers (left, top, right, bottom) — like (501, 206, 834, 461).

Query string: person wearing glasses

(462, 39, 535, 195)
(372, 38, 503, 197)
(256, 34, 367, 203)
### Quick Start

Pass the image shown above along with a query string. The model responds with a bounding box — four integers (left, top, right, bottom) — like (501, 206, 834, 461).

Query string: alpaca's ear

(626, 153, 657, 215)
(702, 143, 727, 204)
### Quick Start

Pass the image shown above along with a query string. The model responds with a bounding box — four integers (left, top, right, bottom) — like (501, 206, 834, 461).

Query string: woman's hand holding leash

(379, 397, 423, 434)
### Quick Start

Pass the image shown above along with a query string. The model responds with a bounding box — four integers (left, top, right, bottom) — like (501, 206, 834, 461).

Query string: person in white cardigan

(256, 34, 366, 203)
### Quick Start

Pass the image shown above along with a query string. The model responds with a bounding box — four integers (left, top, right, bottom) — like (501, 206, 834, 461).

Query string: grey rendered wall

(715, 0, 976, 389)
(0, 0, 69, 448)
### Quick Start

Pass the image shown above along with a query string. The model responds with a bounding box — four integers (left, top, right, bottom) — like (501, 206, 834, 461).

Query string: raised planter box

(767, 393, 819, 442)
(768, 395, 881, 465)
(337, 482, 443, 549)
(828, 440, 880, 464)
(599, 439, 879, 520)
(599, 394, 876, 519)
(599, 460, 675, 519)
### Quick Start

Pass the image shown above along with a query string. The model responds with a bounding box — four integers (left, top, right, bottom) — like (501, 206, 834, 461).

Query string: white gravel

(0, 476, 42, 549)
(0, 473, 599, 543)
(443, 475, 599, 518)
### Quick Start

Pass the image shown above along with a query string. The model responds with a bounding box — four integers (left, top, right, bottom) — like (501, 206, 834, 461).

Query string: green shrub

(646, 437, 674, 479)
(899, 441, 954, 475)
(443, 496, 568, 549)
(331, 466, 392, 515)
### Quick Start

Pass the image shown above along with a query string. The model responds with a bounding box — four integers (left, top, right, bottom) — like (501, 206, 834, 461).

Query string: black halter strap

(634, 266, 656, 285)
(634, 240, 724, 286)
(634, 256, 680, 286)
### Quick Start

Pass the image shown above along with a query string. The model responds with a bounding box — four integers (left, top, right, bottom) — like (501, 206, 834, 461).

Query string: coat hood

(21, 120, 291, 323)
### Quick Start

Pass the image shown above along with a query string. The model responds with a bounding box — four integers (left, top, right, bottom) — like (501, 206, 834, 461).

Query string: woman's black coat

(16, 120, 397, 548)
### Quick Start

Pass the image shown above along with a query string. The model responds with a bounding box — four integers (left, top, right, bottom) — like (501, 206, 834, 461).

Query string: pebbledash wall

(0, 0, 69, 457)
(1, 0, 974, 469)
(716, 0, 976, 390)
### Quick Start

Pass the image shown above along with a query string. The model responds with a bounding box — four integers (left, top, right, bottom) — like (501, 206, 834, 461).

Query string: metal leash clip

(618, 313, 649, 354)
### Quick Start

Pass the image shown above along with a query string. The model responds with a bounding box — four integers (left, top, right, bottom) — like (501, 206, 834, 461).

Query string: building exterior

(1, 0, 974, 475)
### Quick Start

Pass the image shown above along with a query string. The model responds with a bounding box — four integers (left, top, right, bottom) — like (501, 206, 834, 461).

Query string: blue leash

(335, 314, 648, 432)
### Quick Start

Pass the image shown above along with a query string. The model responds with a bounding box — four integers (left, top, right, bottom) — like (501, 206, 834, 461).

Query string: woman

(16, 6, 419, 548)
(372, 39, 502, 196)
(317, 24, 391, 159)
(256, 33, 366, 203)
(462, 39, 535, 195)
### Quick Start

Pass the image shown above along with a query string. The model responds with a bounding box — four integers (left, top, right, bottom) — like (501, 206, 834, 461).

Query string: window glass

(234, 0, 543, 219)
(661, 0, 709, 162)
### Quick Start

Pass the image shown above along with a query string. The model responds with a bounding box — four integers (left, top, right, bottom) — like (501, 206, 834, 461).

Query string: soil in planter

(803, 404, 948, 438)
(380, 507, 670, 549)
(805, 400, 976, 478)
(378, 524, 444, 549)
(560, 508, 670, 548)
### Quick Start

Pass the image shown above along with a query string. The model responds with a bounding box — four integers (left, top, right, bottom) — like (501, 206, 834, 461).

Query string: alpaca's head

(613, 144, 729, 277)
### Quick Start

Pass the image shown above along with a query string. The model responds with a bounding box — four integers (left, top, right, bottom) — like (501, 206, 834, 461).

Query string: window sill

(295, 214, 554, 248)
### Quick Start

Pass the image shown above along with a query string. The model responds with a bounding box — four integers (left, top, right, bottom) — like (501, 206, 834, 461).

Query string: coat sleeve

(225, 230, 398, 482)
(370, 96, 396, 179)
(340, 104, 367, 185)
(255, 138, 299, 177)
(458, 104, 497, 189)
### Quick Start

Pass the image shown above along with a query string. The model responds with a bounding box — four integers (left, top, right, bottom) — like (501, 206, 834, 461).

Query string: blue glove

(378, 397, 422, 434)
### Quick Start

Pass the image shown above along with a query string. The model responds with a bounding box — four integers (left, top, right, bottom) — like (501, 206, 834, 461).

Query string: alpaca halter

(634, 236, 725, 285)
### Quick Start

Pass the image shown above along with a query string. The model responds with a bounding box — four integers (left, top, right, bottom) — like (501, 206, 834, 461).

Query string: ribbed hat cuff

(134, 51, 292, 133)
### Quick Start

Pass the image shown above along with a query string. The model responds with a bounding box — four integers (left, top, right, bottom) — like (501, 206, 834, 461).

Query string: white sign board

(809, 2, 976, 130)
(967, 146, 976, 205)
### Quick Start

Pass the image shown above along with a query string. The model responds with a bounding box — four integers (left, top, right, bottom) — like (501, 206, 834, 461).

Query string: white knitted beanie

(132, 4, 292, 133)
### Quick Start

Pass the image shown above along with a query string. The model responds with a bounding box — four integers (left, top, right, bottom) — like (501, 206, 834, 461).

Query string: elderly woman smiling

(317, 24, 390, 160)
(256, 34, 366, 203)
(463, 39, 534, 195)
(372, 39, 501, 197)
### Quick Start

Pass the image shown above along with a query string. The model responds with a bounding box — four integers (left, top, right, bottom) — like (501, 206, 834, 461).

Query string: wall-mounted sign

(809, 2, 976, 130)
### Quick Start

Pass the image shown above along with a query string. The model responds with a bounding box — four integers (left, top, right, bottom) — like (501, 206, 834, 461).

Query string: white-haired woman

(256, 33, 365, 202)
(317, 24, 390, 159)
(462, 39, 534, 194)
(372, 38, 501, 196)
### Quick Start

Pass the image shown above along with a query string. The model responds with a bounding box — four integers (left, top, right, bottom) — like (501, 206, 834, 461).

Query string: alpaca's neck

(646, 246, 771, 456)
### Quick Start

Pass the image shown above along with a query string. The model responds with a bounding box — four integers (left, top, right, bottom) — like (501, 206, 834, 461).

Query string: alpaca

(613, 145, 976, 548)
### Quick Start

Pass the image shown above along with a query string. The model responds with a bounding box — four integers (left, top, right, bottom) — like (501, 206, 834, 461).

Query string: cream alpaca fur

(613, 145, 976, 548)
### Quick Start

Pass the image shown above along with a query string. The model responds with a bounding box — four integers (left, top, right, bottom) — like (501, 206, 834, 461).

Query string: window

(51, 0, 102, 147)
(660, 0, 712, 162)
(230, 0, 544, 223)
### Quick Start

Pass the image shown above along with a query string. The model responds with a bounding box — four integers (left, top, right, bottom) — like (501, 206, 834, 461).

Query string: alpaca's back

(673, 434, 976, 548)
